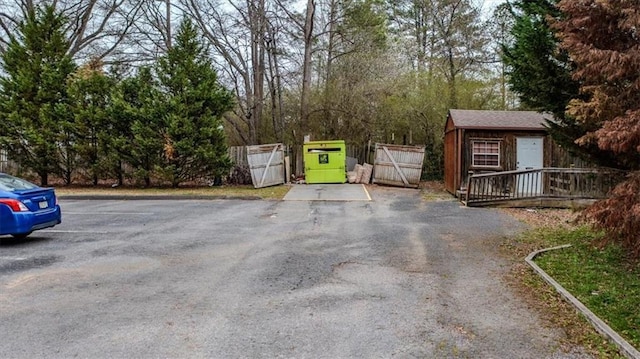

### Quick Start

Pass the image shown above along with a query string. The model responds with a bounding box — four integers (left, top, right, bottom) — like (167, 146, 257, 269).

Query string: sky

(480, 0, 506, 16)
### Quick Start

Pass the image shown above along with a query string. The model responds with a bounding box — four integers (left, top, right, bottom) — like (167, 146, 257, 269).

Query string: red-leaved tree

(553, 0, 640, 258)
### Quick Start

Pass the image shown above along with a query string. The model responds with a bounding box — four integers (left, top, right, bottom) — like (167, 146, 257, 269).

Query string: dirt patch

(419, 180, 455, 201)
(501, 207, 582, 229)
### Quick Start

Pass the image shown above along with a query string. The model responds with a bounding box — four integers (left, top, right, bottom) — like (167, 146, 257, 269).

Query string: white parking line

(362, 184, 372, 201)
(63, 212, 154, 215)
(38, 230, 110, 234)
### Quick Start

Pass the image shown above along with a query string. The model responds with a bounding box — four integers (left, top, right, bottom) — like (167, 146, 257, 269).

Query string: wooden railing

(465, 168, 626, 207)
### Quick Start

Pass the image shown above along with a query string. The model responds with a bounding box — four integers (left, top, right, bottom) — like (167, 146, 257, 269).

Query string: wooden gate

(247, 143, 286, 188)
(373, 144, 425, 188)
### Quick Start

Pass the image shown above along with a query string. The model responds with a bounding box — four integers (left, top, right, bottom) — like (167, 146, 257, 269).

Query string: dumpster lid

(304, 140, 345, 145)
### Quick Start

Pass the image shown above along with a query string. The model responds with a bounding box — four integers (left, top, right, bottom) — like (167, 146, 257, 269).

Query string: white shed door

(516, 137, 543, 195)
(517, 137, 543, 170)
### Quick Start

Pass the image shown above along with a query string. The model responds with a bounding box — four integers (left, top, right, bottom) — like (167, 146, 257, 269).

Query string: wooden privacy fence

(246, 143, 286, 188)
(373, 144, 426, 188)
(228, 146, 248, 168)
(236, 143, 426, 187)
(465, 168, 625, 207)
(0, 149, 8, 172)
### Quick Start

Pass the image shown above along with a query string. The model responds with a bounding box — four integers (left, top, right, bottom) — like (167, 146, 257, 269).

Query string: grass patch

(54, 184, 291, 200)
(534, 227, 640, 351)
(500, 210, 639, 358)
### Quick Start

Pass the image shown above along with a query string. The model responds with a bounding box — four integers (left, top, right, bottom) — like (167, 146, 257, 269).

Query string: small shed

(444, 109, 554, 196)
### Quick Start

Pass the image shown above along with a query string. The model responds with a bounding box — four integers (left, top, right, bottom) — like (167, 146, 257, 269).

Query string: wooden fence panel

(246, 143, 286, 188)
(346, 143, 374, 166)
(372, 143, 425, 188)
(228, 146, 248, 167)
(0, 148, 8, 172)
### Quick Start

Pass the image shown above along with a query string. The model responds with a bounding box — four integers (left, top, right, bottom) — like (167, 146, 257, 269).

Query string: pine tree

(502, 0, 574, 115)
(110, 66, 164, 187)
(501, 0, 616, 166)
(154, 18, 234, 187)
(0, 5, 76, 185)
(67, 60, 116, 185)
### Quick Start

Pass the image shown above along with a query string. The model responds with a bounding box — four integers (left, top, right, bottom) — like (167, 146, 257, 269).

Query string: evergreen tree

(67, 60, 116, 185)
(0, 5, 76, 185)
(110, 66, 163, 187)
(154, 18, 234, 187)
(501, 0, 616, 166)
(502, 0, 575, 116)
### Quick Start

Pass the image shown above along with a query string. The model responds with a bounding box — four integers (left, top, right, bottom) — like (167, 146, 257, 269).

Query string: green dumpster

(303, 140, 346, 184)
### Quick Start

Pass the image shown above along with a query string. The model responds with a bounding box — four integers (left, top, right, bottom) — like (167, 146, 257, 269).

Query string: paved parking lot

(0, 186, 591, 358)
(283, 184, 371, 201)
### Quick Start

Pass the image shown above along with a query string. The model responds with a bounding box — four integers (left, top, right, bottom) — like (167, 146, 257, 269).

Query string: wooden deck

(463, 168, 625, 208)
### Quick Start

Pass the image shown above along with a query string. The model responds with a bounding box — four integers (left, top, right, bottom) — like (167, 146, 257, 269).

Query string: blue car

(0, 173, 62, 239)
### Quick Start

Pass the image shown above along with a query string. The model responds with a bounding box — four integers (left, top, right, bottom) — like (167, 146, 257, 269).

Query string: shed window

(472, 140, 500, 167)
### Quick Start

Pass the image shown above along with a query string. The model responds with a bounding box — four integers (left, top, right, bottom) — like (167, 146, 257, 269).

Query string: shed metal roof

(448, 109, 552, 130)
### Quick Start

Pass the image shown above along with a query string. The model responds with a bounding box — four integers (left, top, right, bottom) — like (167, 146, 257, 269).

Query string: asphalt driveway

(0, 186, 590, 358)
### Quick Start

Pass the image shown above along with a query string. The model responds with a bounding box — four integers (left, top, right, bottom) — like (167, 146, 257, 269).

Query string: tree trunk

(300, 0, 315, 139)
(322, 0, 337, 137)
(64, 169, 71, 186)
(266, 25, 284, 143)
(116, 160, 123, 186)
(249, 0, 266, 144)
(165, 0, 172, 49)
(40, 171, 48, 187)
(448, 49, 457, 109)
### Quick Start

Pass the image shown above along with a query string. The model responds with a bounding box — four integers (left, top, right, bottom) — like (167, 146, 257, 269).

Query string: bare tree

(299, 0, 314, 137)
(431, 0, 489, 108)
(264, 16, 286, 142)
(0, 0, 144, 63)
(489, 3, 514, 110)
(181, 0, 295, 145)
(387, 0, 438, 73)
(135, 0, 174, 57)
(387, 0, 490, 108)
